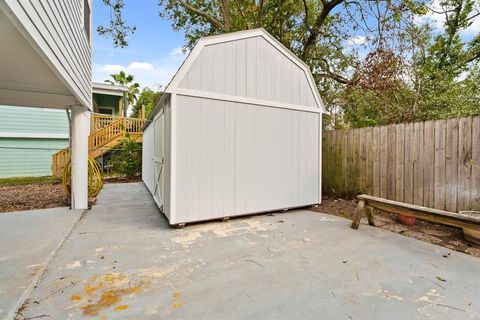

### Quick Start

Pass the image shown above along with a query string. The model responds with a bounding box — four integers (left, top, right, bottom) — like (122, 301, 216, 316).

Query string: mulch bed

(0, 182, 68, 213)
(311, 196, 480, 258)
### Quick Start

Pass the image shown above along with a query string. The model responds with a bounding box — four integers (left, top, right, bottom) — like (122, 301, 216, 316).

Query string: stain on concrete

(70, 294, 81, 301)
(171, 219, 276, 248)
(78, 273, 146, 316)
(114, 304, 129, 311)
(171, 292, 183, 309)
(65, 261, 83, 270)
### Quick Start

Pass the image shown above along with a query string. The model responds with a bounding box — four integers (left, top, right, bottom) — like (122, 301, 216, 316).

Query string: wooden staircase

(52, 114, 145, 176)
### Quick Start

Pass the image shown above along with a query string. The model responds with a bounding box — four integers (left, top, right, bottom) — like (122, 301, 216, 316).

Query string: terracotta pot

(399, 214, 416, 226)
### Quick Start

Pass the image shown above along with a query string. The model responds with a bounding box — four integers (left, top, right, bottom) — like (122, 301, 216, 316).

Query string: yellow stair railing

(52, 115, 145, 177)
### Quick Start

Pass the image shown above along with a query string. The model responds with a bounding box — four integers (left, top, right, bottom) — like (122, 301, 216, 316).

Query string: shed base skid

(154, 202, 320, 228)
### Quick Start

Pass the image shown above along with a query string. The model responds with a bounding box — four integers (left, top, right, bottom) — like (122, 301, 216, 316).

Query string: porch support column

(119, 95, 124, 117)
(71, 105, 89, 209)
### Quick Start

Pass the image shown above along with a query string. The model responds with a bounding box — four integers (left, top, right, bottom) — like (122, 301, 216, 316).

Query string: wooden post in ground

(351, 199, 366, 229)
(141, 104, 145, 119)
(366, 207, 375, 226)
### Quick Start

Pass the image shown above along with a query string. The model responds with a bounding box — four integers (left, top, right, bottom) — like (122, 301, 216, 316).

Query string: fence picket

(365, 127, 373, 195)
(342, 130, 348, 194)
(423, 121, 435, 208)
(387, 125, 396, 200)
(472, 117, 480, 210)
(457, 117, 472, 212)
(413, 122, 424, 206)
(395, 123, 405, 202)
(445, 119, 458, 212)
(372, 127, 380, 197)
(404, 123, 414, 204)
(433, 120, 447, 210)
(379, 126, 388, 199)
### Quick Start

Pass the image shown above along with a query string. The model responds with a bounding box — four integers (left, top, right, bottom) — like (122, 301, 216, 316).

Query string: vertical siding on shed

(142, 124, 154, 194)
(178, 36, 317, 109)
(174, 95, 319, 223)
(163, 98, 173, 219)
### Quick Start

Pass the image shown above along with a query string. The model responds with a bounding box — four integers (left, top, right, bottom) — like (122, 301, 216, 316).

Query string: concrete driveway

(1, 183, 479, 320)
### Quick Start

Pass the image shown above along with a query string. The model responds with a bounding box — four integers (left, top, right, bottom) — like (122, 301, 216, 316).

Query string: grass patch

(0, 176, 61, 186)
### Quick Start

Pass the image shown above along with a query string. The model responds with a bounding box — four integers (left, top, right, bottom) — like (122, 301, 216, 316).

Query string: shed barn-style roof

(147, 28, 325, 129)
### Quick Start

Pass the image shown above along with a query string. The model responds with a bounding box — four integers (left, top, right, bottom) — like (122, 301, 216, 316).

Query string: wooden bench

(350, 194, 480, 233)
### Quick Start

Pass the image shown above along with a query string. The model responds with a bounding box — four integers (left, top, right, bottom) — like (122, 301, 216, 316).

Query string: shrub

(109, 136, 142, 177)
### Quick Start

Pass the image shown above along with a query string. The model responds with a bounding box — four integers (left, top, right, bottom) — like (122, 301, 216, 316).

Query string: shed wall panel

(173, 95, 320, 223)
(142, 124, 154, 193)
(164, 99, 172, 218)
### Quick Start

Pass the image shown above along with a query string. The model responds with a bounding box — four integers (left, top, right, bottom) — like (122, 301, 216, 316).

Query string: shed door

(153, 112, 165, 210)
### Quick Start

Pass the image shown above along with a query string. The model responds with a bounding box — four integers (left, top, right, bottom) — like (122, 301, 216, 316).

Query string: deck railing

(52, 115, 145, 176)
(52, 147, 70, 178)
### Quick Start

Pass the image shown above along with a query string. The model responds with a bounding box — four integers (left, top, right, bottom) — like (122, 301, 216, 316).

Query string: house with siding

(0, 83, 129, 177)
(0, 1, 144, 207)
(0, 106, 69, 177)
(0, 0, 93, 208)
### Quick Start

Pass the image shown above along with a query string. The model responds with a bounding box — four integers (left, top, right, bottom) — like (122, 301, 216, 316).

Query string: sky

(91, 0, 479, 91)
(92, 0, 187, 90)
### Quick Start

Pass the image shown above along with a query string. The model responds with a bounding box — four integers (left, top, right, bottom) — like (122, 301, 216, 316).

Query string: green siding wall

(0, 138, 69, 177)
(0, 105, 68, 134)
(94, 93, 121, 116)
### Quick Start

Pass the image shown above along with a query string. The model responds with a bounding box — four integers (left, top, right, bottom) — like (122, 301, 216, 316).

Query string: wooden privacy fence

(322, 116, 480, 213)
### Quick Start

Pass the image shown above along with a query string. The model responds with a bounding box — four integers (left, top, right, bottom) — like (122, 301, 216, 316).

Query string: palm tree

(105, 71, 140, 107)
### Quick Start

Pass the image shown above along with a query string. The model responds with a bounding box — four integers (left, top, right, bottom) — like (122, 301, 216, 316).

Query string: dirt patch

(0, 182, 68, 213)
(311, 197, 480, 258)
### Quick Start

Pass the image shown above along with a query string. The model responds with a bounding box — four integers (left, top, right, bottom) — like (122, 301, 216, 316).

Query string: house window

(99, 108, 114, 115)
(83, 0, 91, 43)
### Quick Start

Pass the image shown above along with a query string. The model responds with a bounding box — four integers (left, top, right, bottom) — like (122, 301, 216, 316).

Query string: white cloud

(128, 61, 155, 71)
(464, 16, 480, 35)
(345, 36, 366, 46)
(99, 64, 125, 73)
(93, 60, 181, 90)
(415, 0, 480, 36)
(169, 46, 185, 57)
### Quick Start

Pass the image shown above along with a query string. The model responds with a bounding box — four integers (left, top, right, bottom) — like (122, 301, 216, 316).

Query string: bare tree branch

(178, 1, 225, 30)
(256, 0, 265, 28)
(301, 0, 346, 59)
(219, 0, 232, 31)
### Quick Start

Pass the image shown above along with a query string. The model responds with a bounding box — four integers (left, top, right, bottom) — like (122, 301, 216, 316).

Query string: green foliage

(104, 70, 140, 107)
(411, 0, 480, 121)
(154, 0, 479, 128)
(109, 137, 142, 177)
(97, 0, 136, 48)
(131, 88, 163, 119)
(0, 176, 60, 186)
(342, 0, 480, 127)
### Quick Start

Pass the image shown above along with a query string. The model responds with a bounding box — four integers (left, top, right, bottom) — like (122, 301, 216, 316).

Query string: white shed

(143, 29, 324, 226)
